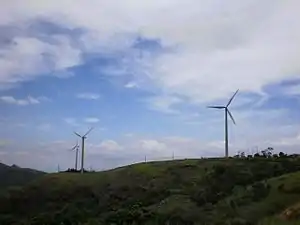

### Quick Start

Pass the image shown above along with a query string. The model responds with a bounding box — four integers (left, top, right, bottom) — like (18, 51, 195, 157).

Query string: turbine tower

(70, 140, 80, 170)
(207, 89, 239, 158)
(74, 127, 94, 174)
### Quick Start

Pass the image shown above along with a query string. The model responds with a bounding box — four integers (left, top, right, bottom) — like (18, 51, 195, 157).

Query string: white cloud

(282, 84, 300, 96)
(0, 0, 299, 105)
(143, 95, 183, 114)
(0, 35, 81, 89)
(139, 139, 167, 151)
(0, 95, 49, 105)
(0, 96, 29, 105)
(99, 140, 123, 151)
(84, 117, 100, 123)
(28, 96, 39, 104)
(64, 117, 100, 127)
(64, 118, 79, 126)
(76, 93, 101, 100)
(125, 81, 138, 88)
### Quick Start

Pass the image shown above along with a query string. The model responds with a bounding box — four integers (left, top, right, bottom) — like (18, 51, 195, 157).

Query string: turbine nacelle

(207, 89, 239, 125)
(207, 106, 225, 109)
(74, 127, 94, 139)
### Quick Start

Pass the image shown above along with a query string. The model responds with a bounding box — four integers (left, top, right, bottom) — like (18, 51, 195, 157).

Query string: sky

(1, 0, 300, 172)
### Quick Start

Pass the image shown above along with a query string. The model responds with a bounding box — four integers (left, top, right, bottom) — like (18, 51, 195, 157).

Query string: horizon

(2, 151, 297, 173)
(1, 1, 300, 172)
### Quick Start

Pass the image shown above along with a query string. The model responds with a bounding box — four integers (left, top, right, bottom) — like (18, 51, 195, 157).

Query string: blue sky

(1, 1, 300, 171)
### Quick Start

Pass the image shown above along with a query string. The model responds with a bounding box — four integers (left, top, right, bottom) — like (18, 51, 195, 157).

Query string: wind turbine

(74, 127, 94, 174)
(207, 89, 239, 158)
(69, 140, 80, 171)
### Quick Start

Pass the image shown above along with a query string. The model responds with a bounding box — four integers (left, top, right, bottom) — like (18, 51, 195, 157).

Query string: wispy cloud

(64, 117, 100, 126)
(84, 117, 100, 123)
(282, 84, 300, 96)
(98, 140, 124, 151)
(143, 95, 183, 114)
(0, 95, 49, 106)
(64, 118, 79, 127)
(76, 93, 101, 100)
(124, 81, 138, 89)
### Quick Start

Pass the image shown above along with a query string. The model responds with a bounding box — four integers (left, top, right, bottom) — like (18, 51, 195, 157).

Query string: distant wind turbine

(74, 127, 94, 174)
(207, 89, 239, 158)
(69, 140, 80, 170)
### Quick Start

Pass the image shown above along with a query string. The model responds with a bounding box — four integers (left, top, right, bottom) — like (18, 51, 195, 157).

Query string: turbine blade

(84, 127, 94, 137)
(227, 110, 236, 125)
(74, 132, 81, 138)
(207, 106, 225, 109)
(227, 89, 239, 107)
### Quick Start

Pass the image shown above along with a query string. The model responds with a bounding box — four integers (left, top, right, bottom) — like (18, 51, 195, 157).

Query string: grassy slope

(0, 163, 45, 192)
(0, 158, 300, 225)
(259, 201, 300, 225)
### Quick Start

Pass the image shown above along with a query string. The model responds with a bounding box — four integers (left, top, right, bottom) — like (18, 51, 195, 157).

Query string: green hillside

(0, 163, 45, 191)
(1, 157, 300, 225)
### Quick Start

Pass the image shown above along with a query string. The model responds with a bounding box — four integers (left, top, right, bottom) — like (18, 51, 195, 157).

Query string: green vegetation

(0, 162, 45, 192)
(0, 156, 300, 224)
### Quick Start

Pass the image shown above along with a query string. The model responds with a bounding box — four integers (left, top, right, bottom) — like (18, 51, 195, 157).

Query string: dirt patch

(280, 202, 300, 220)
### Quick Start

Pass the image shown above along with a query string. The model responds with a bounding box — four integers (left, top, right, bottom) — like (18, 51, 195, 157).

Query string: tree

(261, 147, 273, 158)
(279, 152, 286, 157)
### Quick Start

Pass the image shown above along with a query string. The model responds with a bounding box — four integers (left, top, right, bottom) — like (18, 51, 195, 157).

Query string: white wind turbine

(74, 127, 94, 174)
(207, 89, 239, 158)
(69, 140, 80, 171)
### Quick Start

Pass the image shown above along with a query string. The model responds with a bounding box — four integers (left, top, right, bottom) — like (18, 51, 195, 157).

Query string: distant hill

(0, 162, 45, 191)
(0, 157, 300, 225)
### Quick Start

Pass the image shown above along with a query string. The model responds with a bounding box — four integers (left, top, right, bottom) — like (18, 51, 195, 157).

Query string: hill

(0, 157, 300, 225)
(0, 162, 45, 191)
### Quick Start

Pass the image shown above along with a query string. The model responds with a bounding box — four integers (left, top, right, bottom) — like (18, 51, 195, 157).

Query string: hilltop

(0, 162, 45, 191)
(1, 157, 300, 225)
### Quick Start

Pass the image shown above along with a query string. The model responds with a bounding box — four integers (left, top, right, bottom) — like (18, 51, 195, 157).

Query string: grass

(1, 157, 300, 224)
(0, 163, 45, 193)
